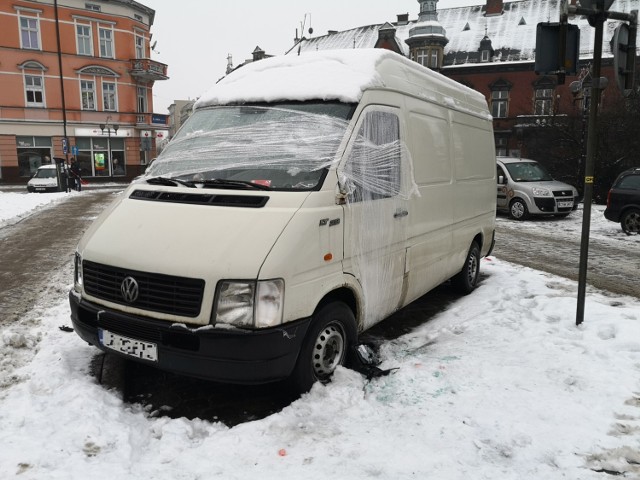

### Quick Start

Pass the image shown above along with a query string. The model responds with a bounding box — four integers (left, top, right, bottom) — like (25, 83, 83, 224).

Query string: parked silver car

(497, 157, 579, 220)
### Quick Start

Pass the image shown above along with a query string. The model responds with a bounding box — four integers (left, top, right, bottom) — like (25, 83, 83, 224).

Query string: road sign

(535, 22, 580, 77)
(613, 23, 636, 92)
(62, 137, 68, 155)
(71, 145, 79, 156)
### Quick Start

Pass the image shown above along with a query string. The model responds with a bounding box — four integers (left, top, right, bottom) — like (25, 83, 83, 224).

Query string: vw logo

(121, 276, 139, 303)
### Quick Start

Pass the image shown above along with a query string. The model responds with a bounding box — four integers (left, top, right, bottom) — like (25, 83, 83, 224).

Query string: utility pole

(556, 0, 637, 325)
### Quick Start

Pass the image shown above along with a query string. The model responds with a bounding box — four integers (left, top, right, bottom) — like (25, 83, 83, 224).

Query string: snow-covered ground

(1, 193, 639, 479)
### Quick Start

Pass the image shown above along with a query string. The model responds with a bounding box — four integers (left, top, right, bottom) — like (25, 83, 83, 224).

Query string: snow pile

(0, 191, 69, 228)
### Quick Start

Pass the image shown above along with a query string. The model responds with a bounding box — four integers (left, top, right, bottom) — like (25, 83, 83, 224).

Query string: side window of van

(346, 110, 401, 202)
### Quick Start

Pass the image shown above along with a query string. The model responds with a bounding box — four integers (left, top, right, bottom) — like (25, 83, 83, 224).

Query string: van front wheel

(509, 198, 528, 220)
(452, 242, 480, 294)
(290, 302, 356, 393)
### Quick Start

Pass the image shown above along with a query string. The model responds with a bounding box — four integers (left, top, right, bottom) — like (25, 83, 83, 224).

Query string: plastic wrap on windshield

(150, 123, 347, 178)
(147, 107, 418, 328)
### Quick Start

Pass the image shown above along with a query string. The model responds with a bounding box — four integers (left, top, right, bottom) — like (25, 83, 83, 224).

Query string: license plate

(557, 201, 573, 208)
(98, 329, 158, 362)
(35, 187, 45, 191)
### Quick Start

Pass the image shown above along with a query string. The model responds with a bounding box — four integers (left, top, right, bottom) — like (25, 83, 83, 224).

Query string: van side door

(338, 106, 409, 329)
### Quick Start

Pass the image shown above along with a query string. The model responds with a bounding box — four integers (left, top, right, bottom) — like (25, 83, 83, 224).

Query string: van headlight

(214, 279, 284, 328)
(532, 187, 551, 196)
(74, 252, 83, 290)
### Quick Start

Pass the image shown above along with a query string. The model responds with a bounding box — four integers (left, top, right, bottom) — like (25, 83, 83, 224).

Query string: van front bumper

(69, 290, 311, 384)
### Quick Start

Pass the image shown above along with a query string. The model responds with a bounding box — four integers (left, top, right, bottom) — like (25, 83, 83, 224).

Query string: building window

(24, 75, 45, 107)
(491, 90, 509, 118)
(495, 135, 509, 157)
(481, 50, 490, 62)
(99, 28, 113, 58)
(534, 88, 554, 115)
(134, 14, 143, 22)
(430, 50, 438, 68)
(81, 80, 96, 110)
(85, 3, 101, 11)
(103, 81, 117, 111)
(76, 24, 93, 55)
(137, 86, 147, 113)
(135, 34, 145, 59)
(20, 16, 40, 50)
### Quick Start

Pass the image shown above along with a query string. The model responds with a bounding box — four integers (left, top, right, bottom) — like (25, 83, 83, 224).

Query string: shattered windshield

(505, 161, 553, 182)
(145, 102, 355, 191)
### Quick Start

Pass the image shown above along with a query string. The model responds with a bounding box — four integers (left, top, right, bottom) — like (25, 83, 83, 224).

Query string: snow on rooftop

(195, 49, 395, 108)
(292, 0, 640, 66)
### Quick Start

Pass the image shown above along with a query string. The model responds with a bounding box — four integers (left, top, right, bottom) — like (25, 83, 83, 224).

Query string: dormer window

(414, 47, 441, 69)
(481, 50, 490, 62)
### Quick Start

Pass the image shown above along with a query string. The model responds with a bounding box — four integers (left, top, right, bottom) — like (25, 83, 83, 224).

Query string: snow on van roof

(195, 49, 400, 108)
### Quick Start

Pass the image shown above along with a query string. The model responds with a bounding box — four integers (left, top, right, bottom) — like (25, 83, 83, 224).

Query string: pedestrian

(70, 157, 82, 191)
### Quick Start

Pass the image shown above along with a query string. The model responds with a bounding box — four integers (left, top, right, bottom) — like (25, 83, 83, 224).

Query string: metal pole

(53, 0, 69, 191)
(576, 11, 605, 325)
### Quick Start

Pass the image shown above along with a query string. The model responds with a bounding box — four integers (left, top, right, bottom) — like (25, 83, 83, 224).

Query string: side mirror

(498, 175, 506, 185)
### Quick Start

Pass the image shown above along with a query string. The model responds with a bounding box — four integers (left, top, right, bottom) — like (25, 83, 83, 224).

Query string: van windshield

(146, 102, 355, 191)
(505, 161, 554, 182)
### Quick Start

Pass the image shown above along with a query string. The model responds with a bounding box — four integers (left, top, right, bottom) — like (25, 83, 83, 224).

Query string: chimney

(485, 0, 504, 16)
(397, 13, 409, 25)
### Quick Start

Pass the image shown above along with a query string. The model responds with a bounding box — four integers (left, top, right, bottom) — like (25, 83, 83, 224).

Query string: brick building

(289, 0, 640, 161)
(0, 0, 169, 183)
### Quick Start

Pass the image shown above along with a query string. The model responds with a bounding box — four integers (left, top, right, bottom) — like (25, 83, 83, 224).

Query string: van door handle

(393, 209, 408, 218)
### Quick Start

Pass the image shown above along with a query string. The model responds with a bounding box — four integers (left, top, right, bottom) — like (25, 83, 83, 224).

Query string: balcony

(129, 58, 169, 82)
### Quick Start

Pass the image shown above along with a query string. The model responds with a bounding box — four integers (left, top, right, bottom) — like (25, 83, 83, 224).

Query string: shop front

(73, 127, 133, 179)
(17, 136, 53, 177)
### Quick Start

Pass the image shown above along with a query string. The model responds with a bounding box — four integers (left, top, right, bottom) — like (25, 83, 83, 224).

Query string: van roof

(195, 49, 490, 119)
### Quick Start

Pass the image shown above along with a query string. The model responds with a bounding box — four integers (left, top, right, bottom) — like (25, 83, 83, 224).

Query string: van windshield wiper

(197, 178, 272, 191)
(146, 176, 196, 188)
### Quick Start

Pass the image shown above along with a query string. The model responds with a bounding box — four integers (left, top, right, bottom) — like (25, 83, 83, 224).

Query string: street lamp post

(99, 115, 119, 176)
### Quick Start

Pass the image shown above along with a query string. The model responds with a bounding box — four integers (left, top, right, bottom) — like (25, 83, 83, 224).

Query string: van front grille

(82, 260, 205, 318)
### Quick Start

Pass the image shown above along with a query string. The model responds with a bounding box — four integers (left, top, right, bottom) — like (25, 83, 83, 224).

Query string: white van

(69, 50, 496, 391)
(496, 157, 579, 220)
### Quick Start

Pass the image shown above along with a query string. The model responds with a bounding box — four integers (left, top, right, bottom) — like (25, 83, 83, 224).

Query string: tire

(289, 302, 356, 393)
(621, 208, 640, 235)
(509, 198, 528, 220)
(452, 242, 481, 295)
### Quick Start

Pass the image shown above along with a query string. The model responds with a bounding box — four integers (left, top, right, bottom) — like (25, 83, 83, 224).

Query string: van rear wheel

(509, 198, 528, 220)
(289, 302, 356, 393)
(452, 242, 480, 294)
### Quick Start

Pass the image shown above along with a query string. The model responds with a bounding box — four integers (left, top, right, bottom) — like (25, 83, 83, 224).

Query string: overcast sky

(144, 0, 480, 114)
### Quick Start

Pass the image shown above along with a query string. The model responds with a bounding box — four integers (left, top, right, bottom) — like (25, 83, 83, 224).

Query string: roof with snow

(288, 0, 640, 65)
(195, 49, 487, 114)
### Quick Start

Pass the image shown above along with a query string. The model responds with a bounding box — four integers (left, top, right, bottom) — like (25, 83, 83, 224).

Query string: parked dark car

(604, 167, 640, 234)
